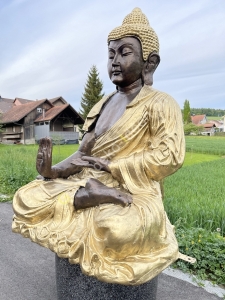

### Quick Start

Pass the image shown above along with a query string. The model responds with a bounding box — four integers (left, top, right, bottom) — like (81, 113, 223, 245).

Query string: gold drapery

(12, 85, 185, 285)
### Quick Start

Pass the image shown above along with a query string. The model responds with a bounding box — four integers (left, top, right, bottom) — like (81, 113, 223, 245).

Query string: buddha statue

(12, 8, 186, 285)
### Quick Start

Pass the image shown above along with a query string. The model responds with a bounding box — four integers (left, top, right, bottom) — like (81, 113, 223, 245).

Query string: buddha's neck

(117, 78, 142, 95)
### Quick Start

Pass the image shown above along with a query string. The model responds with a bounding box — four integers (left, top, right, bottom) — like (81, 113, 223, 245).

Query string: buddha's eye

(121, 47, 132, 56)
(108, 51, 115, 59)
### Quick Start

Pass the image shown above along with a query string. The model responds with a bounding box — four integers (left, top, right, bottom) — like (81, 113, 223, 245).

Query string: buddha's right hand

(36, 138, 55, 178)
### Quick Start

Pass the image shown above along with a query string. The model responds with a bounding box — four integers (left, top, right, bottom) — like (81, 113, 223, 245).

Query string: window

(37, 108, 42, 113)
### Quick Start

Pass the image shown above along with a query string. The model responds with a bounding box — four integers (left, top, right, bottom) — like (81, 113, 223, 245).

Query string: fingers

(122, 195, 133, 207)
(36, 138, 53, 176)
(82, 157, 103, 170)
(72, 156, 109, 172)
(82, 156, 107, 166)
(81, 156, 97, 163)
(37, 152, 43, 159)
(71, 158, 92, 167)
(72, 156, 97, 167)
(71, 157, 102, 170)
(39, 137, 50, 149)
(39, 138, 52, 151)
(38, 138, 52, 159)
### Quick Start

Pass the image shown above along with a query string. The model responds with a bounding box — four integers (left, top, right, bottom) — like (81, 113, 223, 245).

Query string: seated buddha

(12, 8, 186, 285)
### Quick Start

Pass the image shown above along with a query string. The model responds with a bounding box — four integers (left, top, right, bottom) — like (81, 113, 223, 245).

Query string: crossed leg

(74, 178, 132, 210)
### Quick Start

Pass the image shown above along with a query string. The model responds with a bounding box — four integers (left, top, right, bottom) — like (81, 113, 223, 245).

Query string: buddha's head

(107, 8, 160, 87)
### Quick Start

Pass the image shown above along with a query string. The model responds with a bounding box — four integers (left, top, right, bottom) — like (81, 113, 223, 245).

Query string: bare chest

(94, 93, 129, 138)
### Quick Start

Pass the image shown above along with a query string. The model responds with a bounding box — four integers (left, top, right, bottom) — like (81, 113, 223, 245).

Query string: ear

(148, 52, 160, 72)
(142, 52, 160, 86)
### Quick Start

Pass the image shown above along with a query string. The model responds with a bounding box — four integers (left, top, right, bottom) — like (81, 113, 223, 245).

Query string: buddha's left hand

(71, 156, 111, 173)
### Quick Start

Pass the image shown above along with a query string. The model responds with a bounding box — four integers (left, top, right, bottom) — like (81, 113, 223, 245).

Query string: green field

(164, 158, 225, 233)
(0, 138, 224, 234)
(184, 152, 221, 166)
(185, 136, 225, 155)
(0, 144, 79, 196)
(207, 116, 223, 121)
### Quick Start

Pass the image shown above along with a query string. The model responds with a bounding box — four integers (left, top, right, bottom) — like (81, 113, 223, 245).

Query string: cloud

(0, 0, 224, 110)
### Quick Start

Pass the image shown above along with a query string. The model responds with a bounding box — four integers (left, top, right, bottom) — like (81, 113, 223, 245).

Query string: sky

(0, 0, 225, 111)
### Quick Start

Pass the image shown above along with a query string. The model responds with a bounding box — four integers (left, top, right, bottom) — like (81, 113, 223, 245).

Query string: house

(0, 96, 84, 144)
(190, 114, 217, 136)
(191, 114, 207, 125)
(201, 123, 216, 136)
(208, 120, 224, 133)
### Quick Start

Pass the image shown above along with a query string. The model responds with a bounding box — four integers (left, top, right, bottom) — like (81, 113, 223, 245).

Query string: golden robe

(12, 85, 185, 285)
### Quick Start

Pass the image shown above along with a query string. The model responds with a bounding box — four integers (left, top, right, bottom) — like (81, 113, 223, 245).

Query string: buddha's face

(107, 37, 144, 87)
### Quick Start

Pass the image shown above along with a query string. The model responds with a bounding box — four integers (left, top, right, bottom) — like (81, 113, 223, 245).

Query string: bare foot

(74, 178, 132, 210)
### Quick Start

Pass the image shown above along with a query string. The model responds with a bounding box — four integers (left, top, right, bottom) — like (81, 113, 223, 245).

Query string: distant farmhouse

(191, 114, 224, 136)
(0, 96, 84, 144)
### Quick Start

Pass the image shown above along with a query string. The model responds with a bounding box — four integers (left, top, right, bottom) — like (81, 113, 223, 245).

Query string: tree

(191, 108, 225, 117)
(0, 112, 3, 132)
(183, 123, 204, 135)
(80, 65, 104, 120)
(183, 100, 191, 124)
(0, 112, 3, 143)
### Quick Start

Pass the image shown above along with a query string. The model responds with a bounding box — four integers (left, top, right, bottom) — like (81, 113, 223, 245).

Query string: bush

(215, 132, 225, 137)
(184, 123, 204, 135)
(174, 224, 225, 287)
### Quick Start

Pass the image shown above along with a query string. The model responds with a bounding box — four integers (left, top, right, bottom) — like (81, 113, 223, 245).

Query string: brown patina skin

(36, 37, 160, 210)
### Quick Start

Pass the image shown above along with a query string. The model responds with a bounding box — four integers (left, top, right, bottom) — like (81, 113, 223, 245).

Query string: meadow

(186, 135, 225, 155)
(164, 158, 225, 233)
(165, 136, 225, 285)
(1, 139, 224, 234)
(0, 144, 79, 196)
(207, 116, 223, 121)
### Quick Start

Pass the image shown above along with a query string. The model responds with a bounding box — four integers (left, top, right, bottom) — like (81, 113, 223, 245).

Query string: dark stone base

(55, 255, 158, 300)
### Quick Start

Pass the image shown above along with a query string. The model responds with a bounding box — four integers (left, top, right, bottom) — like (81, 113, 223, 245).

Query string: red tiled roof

(0, 98, 14, 113)
(191, 114, 206, 125)
(34, 104, 69, 122)
(49, 96, 67, 104)
(203, 123, 216, 128)
(14, 98, 34, 105)
(1, 99, 51, 124)
(209, 120, 223, 127)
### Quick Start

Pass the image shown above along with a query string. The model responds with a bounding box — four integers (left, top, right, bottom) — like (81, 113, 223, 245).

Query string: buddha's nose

(112, 61, 120, 67)
(111, 53, 120, 66)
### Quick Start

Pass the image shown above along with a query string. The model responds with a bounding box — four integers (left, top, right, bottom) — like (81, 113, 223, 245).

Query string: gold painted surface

(108, 8, 159, 61)
(12, 85, 185, 285)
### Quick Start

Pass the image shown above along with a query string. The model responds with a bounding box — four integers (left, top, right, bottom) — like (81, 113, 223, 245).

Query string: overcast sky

(1, 0, 225, 111)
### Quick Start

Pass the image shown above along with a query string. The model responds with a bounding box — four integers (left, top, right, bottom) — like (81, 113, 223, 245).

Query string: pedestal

(55, 255, 158, 300)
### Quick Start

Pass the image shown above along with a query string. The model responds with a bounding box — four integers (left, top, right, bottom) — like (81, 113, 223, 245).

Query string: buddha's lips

(112, 70, 121, 75)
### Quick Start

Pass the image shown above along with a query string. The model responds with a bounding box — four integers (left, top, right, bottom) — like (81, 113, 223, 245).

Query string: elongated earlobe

(142, 62, 153, 86)
(142, 53, 160, 86)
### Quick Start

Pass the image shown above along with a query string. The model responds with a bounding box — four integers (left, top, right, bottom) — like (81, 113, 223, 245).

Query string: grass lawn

(207, 116, 224, 121)
(164, 157, 225, 233)
(0, 139, 223, 197)
(0, 144, 79, 198)
(0, 140, 224, 231)
(184, 152, 221, 166)
(185, 135, 225, 155)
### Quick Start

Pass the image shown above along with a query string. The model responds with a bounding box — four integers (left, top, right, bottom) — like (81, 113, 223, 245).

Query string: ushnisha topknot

(108, 7, 159, 61)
